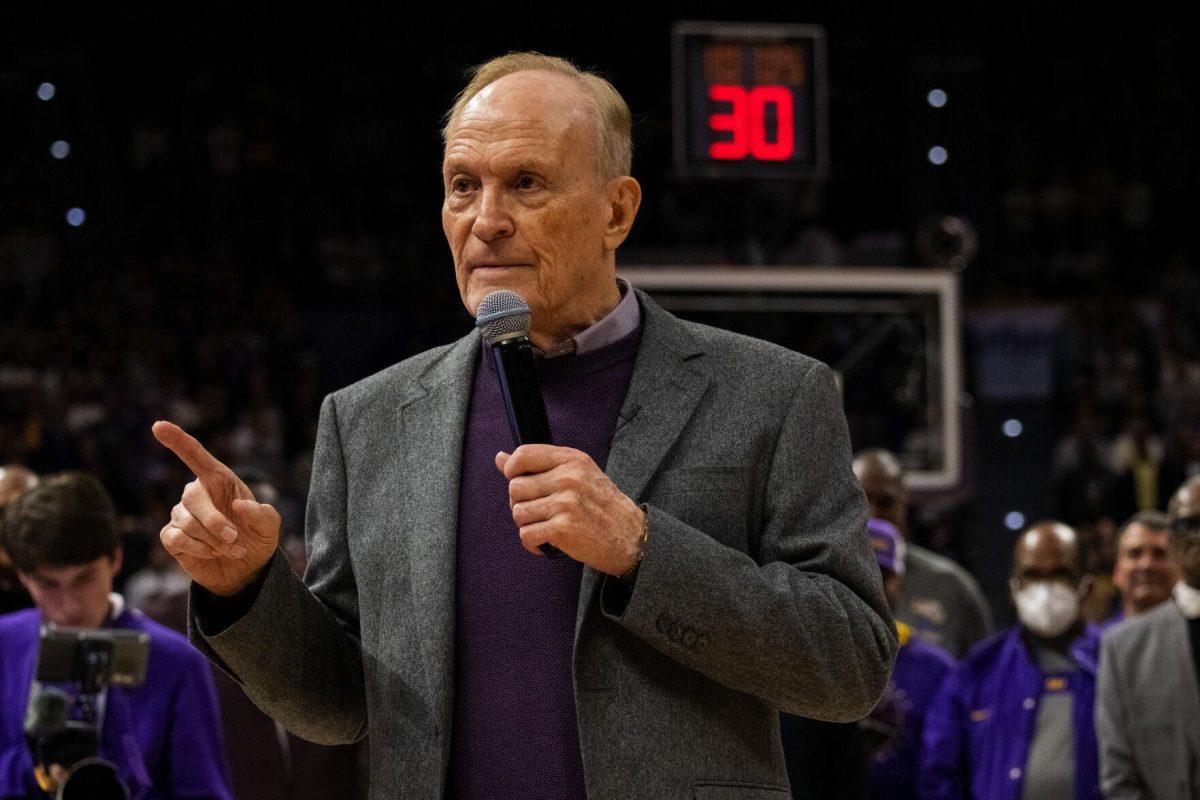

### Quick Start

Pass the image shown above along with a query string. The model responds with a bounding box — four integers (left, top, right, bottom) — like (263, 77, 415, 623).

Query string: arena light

(1002, 419, 1023, 438)
(1005, 511, 1026, 531)
(928, 146, 948, 166)
(50, 140, 70, 159)
(37, 82, 56, 101)
(927, 88, 947, 108)
(66, 208, 86, 227)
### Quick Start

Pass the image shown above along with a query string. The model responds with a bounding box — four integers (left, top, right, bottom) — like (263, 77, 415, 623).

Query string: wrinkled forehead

(1015, 526, 1080, 573)
(444, 71, 595, 156)
(1118, 523, 1171, 552)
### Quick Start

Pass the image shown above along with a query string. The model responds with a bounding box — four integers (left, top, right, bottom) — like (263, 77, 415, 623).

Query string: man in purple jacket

(921, 520, 1102, 800)
(861, 518, 956, 800)
(0, 472, 233, 800)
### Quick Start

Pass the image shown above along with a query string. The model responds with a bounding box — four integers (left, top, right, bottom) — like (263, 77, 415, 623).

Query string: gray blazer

(190, 291, 896, 799)
(1097, 600, 1200, 799)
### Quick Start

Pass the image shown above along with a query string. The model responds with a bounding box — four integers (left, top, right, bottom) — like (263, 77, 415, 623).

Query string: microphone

(24, 686, 70, 741)
(475, 290, 559, 557)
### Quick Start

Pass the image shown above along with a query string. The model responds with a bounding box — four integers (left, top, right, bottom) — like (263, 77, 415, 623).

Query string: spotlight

(37, 82, 56, 101)
(1005, 512, 1026, 531)
(50, 140, 70, 160)
(1002, 419, 1023, 438)
(928, 146, 948, 166)
(927, 89, 948, 108)
(66, 208, 86, 227)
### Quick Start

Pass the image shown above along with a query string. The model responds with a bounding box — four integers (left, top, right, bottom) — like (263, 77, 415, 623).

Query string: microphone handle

(490, 336, 560, 557)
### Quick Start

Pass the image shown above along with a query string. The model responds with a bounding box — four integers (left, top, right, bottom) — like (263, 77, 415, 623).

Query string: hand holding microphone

(477, 290, 647, 576)
(476, 290, 559, 556)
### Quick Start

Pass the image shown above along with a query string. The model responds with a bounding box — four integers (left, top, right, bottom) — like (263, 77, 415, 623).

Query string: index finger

(502, 445, 584, 479)
(152, 421, 228, 478)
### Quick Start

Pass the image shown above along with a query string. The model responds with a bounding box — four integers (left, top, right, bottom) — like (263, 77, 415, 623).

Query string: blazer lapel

(400, 333, 479, 741)
(576, 291, 711, 633)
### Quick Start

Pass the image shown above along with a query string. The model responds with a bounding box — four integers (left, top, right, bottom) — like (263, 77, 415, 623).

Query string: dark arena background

(2, 6, 1198, 798)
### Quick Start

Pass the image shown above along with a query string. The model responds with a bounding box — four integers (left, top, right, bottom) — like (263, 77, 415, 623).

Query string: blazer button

(695, 634, 709, 652)
(670, 622, 685, 642)
(682, 629, 698, 648)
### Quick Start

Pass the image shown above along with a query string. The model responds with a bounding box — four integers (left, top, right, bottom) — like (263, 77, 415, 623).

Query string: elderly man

(921, 521, 1101, 800)
(1102, 510, 1179, 629)
(853, 449, 993, 657)
(1097, 476, 1200, 798)
(150, 53, 895, 799)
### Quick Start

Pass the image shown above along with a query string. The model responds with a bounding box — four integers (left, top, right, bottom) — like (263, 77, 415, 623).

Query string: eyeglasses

(1171, 516, 1200, 538)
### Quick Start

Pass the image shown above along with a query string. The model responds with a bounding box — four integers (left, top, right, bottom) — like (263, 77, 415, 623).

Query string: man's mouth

(471, 262, 528, 270)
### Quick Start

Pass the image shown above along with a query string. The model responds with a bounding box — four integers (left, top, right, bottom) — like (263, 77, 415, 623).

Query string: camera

(23, 625, 149, 799)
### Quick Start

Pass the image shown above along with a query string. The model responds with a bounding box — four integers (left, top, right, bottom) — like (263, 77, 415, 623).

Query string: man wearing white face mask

(921, 521, 1102, 800)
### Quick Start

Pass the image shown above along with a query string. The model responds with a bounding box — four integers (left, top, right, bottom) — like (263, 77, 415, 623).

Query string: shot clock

(672, 22, 827, 179)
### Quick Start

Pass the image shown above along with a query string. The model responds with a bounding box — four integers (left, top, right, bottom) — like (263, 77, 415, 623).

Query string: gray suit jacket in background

(189, 290, 897, 799)
(1097, 600, 1200, 800)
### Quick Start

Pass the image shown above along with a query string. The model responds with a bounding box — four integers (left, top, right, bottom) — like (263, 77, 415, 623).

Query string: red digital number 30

(707, 84, 794, 161)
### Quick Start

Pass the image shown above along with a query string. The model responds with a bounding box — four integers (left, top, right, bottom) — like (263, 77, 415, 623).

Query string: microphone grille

(24, 687, 71, 739)
(475, 290, 531, 344)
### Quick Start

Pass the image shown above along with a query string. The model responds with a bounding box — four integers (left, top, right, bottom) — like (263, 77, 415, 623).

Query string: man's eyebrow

(443, 158, 554, 177)
(508, 158, 553, 174)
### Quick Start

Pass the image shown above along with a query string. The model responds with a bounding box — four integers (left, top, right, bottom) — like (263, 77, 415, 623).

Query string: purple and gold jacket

(920, 623, 1102, 800)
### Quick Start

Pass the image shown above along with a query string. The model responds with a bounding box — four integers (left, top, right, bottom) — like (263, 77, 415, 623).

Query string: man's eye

(515, 175, 538, 190)
(452, 179, 473, 194)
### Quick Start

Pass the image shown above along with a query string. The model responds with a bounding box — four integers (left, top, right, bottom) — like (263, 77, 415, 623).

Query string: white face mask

(1013, 580, 1081, 638)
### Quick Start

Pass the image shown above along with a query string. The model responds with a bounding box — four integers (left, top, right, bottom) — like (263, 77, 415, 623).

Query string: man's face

(19, 553, 121, 628)
(857, 473, 907, 534)
(441, 71, 617, 337)
(1012, 525, 1086, 597)
(1171, 485, 1200, 587)
(881, 569, 903, 613)
(1113, 523, 1179, 614)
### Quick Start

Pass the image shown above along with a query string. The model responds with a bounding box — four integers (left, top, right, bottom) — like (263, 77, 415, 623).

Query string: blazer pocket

(646, 465, 748, 497)
(693, 782, 790, 799)
(645, 466, 751, 549)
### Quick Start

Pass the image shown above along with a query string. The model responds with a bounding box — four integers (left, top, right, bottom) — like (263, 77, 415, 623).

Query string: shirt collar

(538, 278, 641, 358)
(1175, 581, 1200, 618)
(106, 592, 125, 624)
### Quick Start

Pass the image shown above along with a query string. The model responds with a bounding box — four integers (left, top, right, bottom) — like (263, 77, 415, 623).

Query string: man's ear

(109, 548, 124, 577)
(602, 176, 642, 252)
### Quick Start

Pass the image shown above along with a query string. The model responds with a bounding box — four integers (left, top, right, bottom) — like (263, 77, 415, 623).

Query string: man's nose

(472, 186, 514, 242)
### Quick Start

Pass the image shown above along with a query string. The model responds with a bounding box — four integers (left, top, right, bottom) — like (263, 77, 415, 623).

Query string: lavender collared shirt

(537, 278, 641, 358)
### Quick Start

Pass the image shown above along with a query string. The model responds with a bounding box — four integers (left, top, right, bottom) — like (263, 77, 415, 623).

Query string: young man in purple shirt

(921, 520, 1102, 800)
(0, 472, 233, 800)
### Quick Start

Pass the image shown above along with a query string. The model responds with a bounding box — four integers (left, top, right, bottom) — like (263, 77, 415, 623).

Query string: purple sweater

(449, 328, 641, 799)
